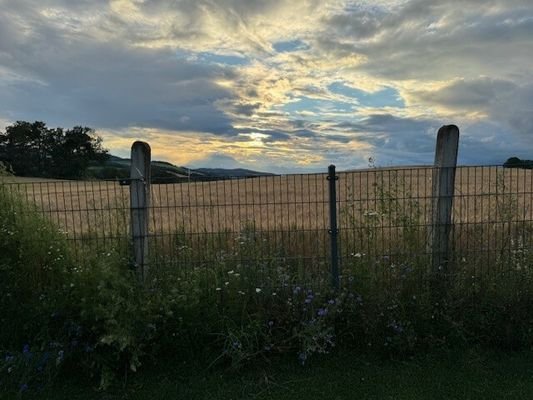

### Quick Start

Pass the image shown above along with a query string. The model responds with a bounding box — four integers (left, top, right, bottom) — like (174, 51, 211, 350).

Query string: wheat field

(2, 166, 532, 237)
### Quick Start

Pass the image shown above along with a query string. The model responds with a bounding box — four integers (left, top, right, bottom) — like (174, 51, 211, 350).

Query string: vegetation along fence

(1, 126, 532, 296)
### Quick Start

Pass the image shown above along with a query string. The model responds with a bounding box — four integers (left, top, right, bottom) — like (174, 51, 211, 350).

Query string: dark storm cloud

(0, 1, 237, 134)
(319, 0, 533, 80)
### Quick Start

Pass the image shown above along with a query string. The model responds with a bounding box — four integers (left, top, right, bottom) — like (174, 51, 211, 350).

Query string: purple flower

(293, 286, 302, 295)
(22, 344, 30, 354)
(20, 384, 28, 392)
(328, 299, 335, 305)
(317, 308, 328, 317)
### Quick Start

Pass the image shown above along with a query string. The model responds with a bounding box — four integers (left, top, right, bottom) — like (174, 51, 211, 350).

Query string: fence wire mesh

(1, 165, 532, 293)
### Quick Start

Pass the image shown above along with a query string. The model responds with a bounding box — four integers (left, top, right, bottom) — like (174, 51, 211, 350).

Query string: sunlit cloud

(1, 0, 532, 172)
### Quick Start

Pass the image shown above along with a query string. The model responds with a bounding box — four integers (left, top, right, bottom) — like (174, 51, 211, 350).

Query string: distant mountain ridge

(87, 155, 274, 182)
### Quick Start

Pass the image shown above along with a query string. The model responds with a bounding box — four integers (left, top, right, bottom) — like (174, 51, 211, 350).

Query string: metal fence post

(328, 164, 340, 290)
(430, 125, 459, 288)
(130, 141, 151, 284)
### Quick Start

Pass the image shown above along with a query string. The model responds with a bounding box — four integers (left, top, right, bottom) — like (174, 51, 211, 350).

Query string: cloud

(1, 0, 532, 172)
(0, 4, 238, 133)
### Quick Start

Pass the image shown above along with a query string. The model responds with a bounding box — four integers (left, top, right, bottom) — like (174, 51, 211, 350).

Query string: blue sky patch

(281, 96, 353, 115)
(273, 39, 309, 53)
(198, 52, 249, 66)
(328, 82, 405, 108)
(176, 49, 249, 66)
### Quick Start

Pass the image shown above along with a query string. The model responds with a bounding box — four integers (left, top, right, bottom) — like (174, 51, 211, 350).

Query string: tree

(0, 121, 108, 179)
(503, 157, 522, 168)
(503, 157, 533, 169)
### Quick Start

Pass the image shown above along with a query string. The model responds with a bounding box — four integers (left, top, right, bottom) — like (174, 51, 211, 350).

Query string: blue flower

(22, 344, 30, 354)
(317, 308, 328, 317)
(19, 383, 28, 392)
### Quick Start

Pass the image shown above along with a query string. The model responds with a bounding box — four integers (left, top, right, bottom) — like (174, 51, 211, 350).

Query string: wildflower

(293, 286, 301, 295)
(328, 299, 335, 305)
(268, 320, 274, 327)
(216, 287, 222, 291)
(19, 384, 28, 393)
(224, 281, 229, 286)
(256, 288, 262, 293)
(238, 291, 245, 295)
(317, 308, 328, 317)
(227, 270, 234, 274)
(272, 292, 277, 296)
(298, 352, 307, 365)
(352, 252, 362, 258)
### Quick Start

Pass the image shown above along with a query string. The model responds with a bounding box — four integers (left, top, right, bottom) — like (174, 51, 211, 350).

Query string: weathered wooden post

(430, 125, 459, 289)
(130, 141, 151, 284)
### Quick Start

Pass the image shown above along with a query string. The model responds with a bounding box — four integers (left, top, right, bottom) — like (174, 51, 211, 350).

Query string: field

(2, 165, 532, 288)
(2, 166, 532, 235)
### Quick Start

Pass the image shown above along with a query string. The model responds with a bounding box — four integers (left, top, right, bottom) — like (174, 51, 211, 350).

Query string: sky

(0, 0, 532, 173)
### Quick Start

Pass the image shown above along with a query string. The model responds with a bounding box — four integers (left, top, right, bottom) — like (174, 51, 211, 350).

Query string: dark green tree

(0, 121, 108, 178)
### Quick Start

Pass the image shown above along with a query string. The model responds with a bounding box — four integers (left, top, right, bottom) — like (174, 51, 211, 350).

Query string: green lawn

(17, 349, 533, 400)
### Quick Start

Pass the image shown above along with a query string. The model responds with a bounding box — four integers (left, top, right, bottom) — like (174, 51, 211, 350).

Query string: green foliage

(503, 157, 533, 169)
(0, 121, 108, 179)
(1, 176, 533, 395)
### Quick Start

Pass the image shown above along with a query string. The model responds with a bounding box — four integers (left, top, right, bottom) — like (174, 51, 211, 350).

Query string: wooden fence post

(430, 125, 459, 285)
(130, 141, 151, 284)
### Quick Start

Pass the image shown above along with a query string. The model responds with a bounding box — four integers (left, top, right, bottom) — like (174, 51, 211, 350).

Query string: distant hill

(87, 155, 274, 182)
(195, 168, 274, 178)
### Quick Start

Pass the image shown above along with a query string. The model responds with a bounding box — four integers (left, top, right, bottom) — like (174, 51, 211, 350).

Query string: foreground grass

(18, 349, 533, 400)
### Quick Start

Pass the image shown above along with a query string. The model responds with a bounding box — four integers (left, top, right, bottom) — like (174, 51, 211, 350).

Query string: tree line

(0, 121, 108, 179)
(503, 157, 533, 169)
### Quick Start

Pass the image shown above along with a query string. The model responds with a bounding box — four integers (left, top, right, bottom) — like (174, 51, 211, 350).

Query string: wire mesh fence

(1, 165, 532, 293)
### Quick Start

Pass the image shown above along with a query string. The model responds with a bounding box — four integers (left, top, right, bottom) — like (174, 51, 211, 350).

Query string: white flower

(215, 287, 222, 291)
(228, 270, 234, 274)
(255, 288, 262, 293)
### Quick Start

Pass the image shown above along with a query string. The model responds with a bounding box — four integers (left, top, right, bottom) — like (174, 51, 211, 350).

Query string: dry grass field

(1, 166, 532, 287)
(2, 166, 531, 237)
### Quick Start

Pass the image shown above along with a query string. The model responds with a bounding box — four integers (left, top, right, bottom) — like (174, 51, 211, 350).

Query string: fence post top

(438, 125, 460, 136)
(131, 141, 151, 153)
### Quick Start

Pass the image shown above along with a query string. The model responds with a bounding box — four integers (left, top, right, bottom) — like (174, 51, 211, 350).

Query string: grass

(22, 349, 533, 400)
(1, 168, 532, 396)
